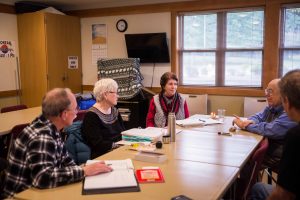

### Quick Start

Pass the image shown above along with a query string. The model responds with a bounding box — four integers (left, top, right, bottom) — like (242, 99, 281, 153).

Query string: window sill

(147, 86, 265, 97)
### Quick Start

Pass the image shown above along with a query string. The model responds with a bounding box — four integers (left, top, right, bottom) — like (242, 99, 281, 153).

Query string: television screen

(125, 33, 170, 63)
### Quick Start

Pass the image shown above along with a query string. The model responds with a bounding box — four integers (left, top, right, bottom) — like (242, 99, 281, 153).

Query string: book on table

(82, 159, 140, 195)
(121, 127, 164, 142)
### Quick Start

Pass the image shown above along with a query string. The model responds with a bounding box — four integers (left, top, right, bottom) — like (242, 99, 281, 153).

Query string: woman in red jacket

(146, 72, 190, 127)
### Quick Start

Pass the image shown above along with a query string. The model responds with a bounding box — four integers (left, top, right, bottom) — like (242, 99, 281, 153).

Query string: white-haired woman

(82, 78, 125, 159)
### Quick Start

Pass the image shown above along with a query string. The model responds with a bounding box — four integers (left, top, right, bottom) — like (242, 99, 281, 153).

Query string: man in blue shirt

(233, 78, 297, 170)
(250, 69, 300, 200)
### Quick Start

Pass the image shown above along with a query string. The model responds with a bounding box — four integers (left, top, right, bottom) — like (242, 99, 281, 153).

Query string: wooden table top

(0, 106, 41, 136)
(14, 115, 262, 200)
(15, 146, 239, 200)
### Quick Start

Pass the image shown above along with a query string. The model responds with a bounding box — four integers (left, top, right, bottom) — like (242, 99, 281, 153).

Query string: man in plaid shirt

(1, 88, 112, 198)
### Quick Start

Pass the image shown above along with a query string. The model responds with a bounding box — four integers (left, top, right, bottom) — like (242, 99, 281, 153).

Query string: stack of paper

(121, 127, 163, 142)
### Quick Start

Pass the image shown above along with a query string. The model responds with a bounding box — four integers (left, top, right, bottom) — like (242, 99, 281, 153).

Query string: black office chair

(0, 157, 8, 194)
(5, 123, 29, 160)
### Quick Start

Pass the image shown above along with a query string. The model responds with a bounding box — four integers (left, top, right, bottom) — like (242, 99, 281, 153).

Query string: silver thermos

(168, 112, 176, 142)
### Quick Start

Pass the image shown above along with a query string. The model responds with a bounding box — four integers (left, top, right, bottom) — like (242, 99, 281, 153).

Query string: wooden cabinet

(17, 11, 82, 107)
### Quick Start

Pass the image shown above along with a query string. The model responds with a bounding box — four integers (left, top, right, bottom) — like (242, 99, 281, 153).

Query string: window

(280, 5, 300, 76)
(178, 9, 264, 87)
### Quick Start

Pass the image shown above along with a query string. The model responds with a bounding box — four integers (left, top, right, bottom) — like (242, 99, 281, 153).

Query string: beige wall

(81, 12, 171, 87)
(208, 95, 244, 116)
(0, 13, 20, 108)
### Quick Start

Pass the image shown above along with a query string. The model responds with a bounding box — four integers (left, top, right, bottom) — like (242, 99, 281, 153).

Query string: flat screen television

(125, 33, 170, 63)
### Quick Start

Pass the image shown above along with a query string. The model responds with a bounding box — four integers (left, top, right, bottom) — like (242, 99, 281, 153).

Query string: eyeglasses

(264, 89, 273, 96)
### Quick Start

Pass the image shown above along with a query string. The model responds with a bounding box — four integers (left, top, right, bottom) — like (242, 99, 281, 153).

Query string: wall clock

(116, 19, 128, 32)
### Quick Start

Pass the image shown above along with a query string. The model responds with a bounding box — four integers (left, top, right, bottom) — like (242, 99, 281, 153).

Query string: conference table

(14, 116, 263, 200)
(0, 106, 41, 136)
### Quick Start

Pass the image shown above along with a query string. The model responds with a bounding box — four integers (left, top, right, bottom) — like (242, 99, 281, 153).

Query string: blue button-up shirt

(246, 105, 297, 140)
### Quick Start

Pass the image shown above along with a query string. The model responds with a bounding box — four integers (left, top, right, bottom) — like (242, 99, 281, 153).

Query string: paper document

(176, 115, 223, 127)
(83, 159, 138, 191)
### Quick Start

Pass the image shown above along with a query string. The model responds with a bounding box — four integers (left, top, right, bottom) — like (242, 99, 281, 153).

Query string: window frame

(279, 4, 300, 76)
(177, 7, 265, 88)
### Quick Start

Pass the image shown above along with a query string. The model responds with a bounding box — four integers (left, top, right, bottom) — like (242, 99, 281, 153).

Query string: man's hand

(233, 115, 254, 129)
(82, 161, 113, 177)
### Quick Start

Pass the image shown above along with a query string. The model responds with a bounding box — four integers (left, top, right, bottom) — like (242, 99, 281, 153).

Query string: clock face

(116, 19, 128, 32)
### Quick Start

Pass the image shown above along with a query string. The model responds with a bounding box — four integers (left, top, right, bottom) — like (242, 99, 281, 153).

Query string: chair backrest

(1, 104, 28, 113)
(7, 123, 29, 159)
(180, 94, 208, 115)
(241, 138, 269, 200)
(74, 110, 88, 122)
(64, 121, 91, 165)
(244, 97, 267, 117)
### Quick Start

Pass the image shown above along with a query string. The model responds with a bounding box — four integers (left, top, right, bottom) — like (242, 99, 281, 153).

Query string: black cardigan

(81, 108, 124, 159)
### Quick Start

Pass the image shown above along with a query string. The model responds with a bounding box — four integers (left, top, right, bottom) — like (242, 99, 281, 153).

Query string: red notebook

(136, 168, 165, 183)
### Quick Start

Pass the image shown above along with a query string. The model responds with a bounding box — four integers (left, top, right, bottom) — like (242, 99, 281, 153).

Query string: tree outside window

(178, 9, 264, 87)
(280, 6, 300, 76)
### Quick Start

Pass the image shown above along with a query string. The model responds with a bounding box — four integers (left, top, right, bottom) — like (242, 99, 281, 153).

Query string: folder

(82, 159, 140, 195)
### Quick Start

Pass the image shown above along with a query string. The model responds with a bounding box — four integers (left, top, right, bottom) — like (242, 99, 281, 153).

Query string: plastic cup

(217, 109, 226, 121)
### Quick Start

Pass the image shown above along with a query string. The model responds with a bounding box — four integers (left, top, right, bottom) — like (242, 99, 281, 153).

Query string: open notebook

(82, 159, 140, 195)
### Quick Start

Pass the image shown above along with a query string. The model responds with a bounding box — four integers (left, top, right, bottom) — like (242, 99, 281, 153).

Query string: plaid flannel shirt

(2, 115, 84, 198)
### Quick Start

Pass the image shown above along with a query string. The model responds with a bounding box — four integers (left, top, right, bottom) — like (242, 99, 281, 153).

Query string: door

(45, 13, 82, 93)
(17, 12, 48, 107)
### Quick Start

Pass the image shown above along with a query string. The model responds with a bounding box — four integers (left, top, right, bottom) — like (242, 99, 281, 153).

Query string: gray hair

(42, 88, 72, 118)
(279, 69, 300, 111)
(93, 78, 118, 102)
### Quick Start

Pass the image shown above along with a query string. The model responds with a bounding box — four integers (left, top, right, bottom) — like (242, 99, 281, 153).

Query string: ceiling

(0, 0, 193, 11)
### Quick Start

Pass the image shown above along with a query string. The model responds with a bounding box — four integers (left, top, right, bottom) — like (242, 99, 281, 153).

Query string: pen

(233, 114, 240, 119)
(198, 119, 205, 122)
(218, 132, 232, 136)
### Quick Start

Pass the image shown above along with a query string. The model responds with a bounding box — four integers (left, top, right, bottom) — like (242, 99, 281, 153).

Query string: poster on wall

(92, 24, 107, 65)
(0, 40, 15, 58)
(68, 56, 78, 69)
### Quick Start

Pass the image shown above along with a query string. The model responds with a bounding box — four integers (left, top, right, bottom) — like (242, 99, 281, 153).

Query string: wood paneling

(17, 12, 48, 107)
(82, 85, 94, 91)
(0, 90, 18, 98)
(66, 0, 265, 17)
(0, 3, 15, 14)
(17, 12, 82, 107)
